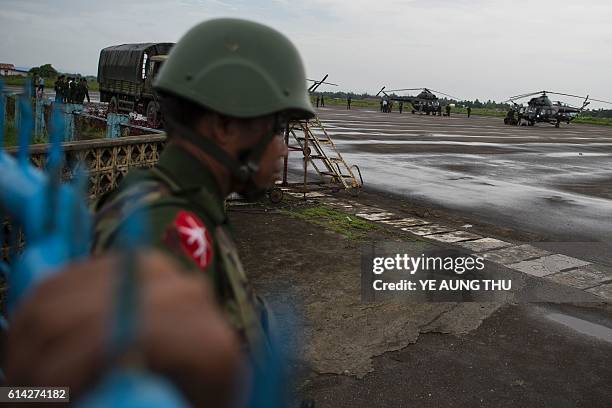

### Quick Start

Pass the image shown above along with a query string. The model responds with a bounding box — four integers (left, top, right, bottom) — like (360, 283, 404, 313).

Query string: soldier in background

(316, 95, 320, 108)
(79, 78, 90, 103)
(446, 104, 451, 117)
(54, 75, 65, 103)
(467, 106, 471, 118)
(347, 95, 351, 110)
(399, 101, 403, 114)
(66, 77, 75, 103)
(320, 95, 325, 107)
(437, 104, 442, 116)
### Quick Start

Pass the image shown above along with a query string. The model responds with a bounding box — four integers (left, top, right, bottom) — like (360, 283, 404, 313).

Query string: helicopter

(376, 87, 459, 115)
(503, 90, 612, 128)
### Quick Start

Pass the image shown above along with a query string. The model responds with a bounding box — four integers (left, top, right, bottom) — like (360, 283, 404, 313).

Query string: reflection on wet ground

(305, 108, 612, 241)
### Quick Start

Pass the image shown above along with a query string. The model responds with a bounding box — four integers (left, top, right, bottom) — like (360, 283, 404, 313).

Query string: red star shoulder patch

(174, 210, 213, 270)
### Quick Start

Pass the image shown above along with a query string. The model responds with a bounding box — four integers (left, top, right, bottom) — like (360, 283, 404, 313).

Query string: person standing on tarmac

(320, 95, 325, 107)
(92, 17, 316, 381)
(445, 104, 451, 117)
(54, 75, 65, 103)
(467, 106, 471, 118)
(347, 95, 351, 110)
(316, 95, 320, 108)
(80, 78, 90, 103)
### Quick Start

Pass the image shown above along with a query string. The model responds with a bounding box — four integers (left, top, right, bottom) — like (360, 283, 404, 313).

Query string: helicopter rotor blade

(376, 86, 386, 97)
(385, 88, 425, 92)
(535, 91, 612, 106)
(545, 91, 589, 100)
(508, 91, 544, 101)
(585, 97, 612, 105)
(427, 89, 460, 100)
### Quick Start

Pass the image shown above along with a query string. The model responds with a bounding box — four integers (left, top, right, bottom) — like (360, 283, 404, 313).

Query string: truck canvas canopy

(97, 43, 174, 83)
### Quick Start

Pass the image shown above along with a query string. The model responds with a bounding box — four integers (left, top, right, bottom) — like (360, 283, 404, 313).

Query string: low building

(0, 63, 29, 77)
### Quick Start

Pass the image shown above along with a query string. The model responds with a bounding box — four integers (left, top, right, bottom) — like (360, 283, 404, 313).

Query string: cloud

(1, 0, 611, 105)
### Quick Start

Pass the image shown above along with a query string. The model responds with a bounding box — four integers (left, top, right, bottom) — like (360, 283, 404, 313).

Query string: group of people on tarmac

(315, 94, 325, 107)
(53, 75, 90, 104)
(380, 98, 393, 112)
(379, 100, 463, 117)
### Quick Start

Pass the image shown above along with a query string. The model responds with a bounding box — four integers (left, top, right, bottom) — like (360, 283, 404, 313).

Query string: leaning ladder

(287, 116, 362, 190)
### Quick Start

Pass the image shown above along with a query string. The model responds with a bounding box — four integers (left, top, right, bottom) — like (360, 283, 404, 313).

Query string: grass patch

(574, 116, 612, 126)
(1, 76, 100, 91)
(280, 205, 379, 240)
(3, 120, 47, 147)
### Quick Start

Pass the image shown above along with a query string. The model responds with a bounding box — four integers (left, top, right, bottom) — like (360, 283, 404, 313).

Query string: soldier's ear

(207, 114, 237, 147)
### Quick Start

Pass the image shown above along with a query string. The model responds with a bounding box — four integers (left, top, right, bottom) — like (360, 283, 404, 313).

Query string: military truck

(97, 42, 174, 127)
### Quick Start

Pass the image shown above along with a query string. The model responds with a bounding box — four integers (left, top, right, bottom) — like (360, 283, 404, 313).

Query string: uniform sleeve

(115, 205, 218, 276)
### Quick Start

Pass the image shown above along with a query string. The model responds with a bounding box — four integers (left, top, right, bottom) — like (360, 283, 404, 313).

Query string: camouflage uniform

(93, 144, 268, 351)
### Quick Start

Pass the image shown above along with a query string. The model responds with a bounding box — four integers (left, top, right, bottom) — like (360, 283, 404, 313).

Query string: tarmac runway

(313, 107, 612, 242)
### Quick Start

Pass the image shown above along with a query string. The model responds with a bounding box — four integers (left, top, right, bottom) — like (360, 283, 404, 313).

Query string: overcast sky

(1, 0, 611, 107)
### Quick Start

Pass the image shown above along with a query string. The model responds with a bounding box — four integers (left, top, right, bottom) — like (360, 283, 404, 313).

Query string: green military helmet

(154, 18, 315, 120)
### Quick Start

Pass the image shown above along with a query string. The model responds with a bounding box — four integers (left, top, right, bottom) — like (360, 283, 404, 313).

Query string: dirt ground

(229, 194, 612, 408)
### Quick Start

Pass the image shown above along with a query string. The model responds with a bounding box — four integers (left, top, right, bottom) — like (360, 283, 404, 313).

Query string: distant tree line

(581, 109, 612, 118)
(314, 91, 512, 109)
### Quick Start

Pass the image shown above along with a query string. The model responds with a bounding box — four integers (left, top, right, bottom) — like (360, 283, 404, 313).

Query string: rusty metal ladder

(288, 116, 362, 190)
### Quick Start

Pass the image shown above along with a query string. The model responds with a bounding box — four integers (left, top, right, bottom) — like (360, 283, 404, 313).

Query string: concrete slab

(356, 212, 397, 221)
(456, 237, 513, 252)
(479, 244, 550, 265)
(427, 231, 483, 243)
(586, 283, 612, 301)
(304, 192, 328, 198)
(509, 254, 591, 277)
(401, 224, 457, 236)
(348, 205, 385, 213)
(379, 217, 431, 228)
(546, 265, 612, 290)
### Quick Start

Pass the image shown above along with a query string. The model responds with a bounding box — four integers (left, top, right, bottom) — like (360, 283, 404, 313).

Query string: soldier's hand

(5, 250, 242, 407)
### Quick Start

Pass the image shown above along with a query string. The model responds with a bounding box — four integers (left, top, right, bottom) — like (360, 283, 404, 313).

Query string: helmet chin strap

(165, 117, 279, 199)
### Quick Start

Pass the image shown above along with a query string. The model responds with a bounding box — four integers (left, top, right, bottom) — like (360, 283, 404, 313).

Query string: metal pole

(282, 123, 289, 186)
(302, 122, 308, 194)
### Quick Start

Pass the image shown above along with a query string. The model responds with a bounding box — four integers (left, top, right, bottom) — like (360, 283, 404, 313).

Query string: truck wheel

(108, 96, 119, 113)
(146, 101, 161, 128)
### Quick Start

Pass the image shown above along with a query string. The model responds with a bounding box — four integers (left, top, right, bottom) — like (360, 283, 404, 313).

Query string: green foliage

(29, 64, 58, 78)
(2, 120, 47, 147)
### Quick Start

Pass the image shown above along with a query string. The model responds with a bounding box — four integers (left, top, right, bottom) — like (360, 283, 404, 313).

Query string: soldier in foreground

(6, 17, 315, 407)
(94, 16, 314, 371)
